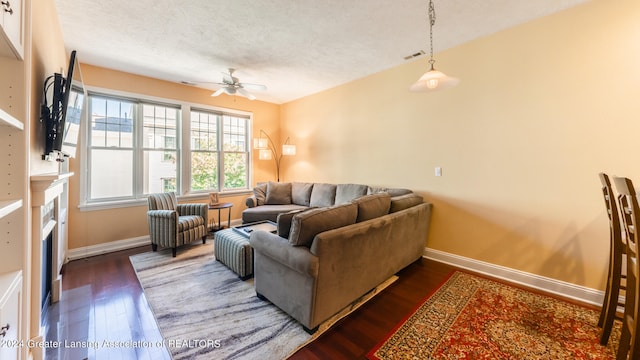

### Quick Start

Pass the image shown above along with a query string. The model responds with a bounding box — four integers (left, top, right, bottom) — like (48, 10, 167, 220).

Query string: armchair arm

(249, 231, 319, 277)
(245, 195, 257, 208)
(177, 203, 208, 223)
(147, 210, 179, 245)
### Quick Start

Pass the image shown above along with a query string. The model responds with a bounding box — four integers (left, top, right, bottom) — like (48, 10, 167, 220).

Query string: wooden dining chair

(612, 176, 640, 359)
(598, 173, 626, 345)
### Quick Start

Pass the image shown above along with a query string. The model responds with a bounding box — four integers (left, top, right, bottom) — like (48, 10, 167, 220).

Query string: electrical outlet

(435, 167, 442, 177)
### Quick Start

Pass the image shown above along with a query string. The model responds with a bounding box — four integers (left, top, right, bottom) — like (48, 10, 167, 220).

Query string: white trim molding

(67, 236, 151, 261)
(424, 247, 604, 307)
(66, 218, 244, 261)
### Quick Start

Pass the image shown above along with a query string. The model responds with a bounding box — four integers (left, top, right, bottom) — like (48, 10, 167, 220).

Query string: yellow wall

(281, 0, 640, 290)
(66, 65, 281, 249)
(30, 0, 67, 175)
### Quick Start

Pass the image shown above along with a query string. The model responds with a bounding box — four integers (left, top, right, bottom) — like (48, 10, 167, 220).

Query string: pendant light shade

(410, 62, 459, 92)
(410, 0, 459, 93)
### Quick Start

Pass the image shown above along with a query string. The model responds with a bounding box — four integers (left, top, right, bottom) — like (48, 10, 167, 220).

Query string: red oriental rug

(368, 271, 620, 359)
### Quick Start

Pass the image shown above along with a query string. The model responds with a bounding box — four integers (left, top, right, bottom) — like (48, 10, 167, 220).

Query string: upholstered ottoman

(214, 229, 253, 280)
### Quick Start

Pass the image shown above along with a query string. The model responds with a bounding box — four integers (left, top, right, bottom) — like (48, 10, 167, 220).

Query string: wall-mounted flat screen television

(41, 50, 86, 161)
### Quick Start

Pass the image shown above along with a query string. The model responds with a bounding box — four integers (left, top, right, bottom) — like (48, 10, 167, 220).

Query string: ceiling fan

(204, 68, 267, 100)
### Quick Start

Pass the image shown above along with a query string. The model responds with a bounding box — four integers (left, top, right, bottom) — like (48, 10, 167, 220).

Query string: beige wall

(280, 0, 640, 290)
(66, 65, 281, 249)
(30, 0, 68, 175)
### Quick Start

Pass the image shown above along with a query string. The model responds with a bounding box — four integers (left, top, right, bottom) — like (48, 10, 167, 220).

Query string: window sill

(78, 189, 253, 212)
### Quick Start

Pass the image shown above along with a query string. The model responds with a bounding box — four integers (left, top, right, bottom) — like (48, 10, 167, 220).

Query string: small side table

(209, 202, 233, 232)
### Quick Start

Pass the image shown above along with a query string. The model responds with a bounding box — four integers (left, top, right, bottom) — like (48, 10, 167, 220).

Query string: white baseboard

(424, 248, 604, 307)
(66, 219, 244, 262)
(67, 236, 151, 261)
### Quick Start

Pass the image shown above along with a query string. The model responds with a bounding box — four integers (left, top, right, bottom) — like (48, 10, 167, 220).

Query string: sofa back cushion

(288, 203, 357, 247)
(265, 181, 292, 205)
(292, 182, 314, 206)
(352, 193, 391, 222)
(335, 184, 368, 205)
(310, 183, 337, 207)
(367, 186, 413, 197)
(254, 182, 267, 206)
(389, 193, 423, 213)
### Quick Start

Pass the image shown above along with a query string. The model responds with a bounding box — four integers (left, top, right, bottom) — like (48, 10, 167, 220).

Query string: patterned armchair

(147, 192, 209, 257)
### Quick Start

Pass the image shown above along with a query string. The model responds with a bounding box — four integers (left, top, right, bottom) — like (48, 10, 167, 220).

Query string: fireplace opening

(41, 231, 53, 325)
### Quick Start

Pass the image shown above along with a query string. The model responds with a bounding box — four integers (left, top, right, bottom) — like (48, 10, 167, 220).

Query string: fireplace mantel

(31, 172, 73, 207)
(29, 171, 74, 353)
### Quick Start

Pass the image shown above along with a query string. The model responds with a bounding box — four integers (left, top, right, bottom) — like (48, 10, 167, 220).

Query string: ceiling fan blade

(237, 88, 256, 100)
(240, 83, 267, 91)
(211, 88, 226, 97)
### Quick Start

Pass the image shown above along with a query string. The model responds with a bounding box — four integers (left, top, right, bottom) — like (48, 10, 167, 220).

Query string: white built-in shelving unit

(0, 0, 29, 358)
(0, 108, 24, 130)
(0, 108, 24, 224)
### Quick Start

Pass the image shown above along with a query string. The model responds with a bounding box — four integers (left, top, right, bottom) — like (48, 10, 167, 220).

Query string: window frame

(79, 87, 254, 211)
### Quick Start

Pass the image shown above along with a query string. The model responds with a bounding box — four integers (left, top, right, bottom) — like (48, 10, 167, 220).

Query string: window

(89, 96, 135, 200)
(84, 91, 252, 206)
(142, 104, 179, 194)
(222, 116, 249, 190)
(190, 110, 249, 192)
(190, 110, 218, 191)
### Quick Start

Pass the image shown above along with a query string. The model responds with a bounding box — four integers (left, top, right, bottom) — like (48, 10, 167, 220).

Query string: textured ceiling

(54, 0, 590, 104)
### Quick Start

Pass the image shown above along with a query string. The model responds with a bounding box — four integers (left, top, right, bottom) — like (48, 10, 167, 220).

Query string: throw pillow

(335, 184, 368, 204)
(291, 182, 314, 206)
(253, 182, 267, 206)
(352, 193, 391, 222)
(386, 188, 413, 197)
(276, 208, 312, 238)
(389, 193, 423, 213)
(367, 186, 388, 195)
(309, 183, 337, 207)
(288, 203, 357, 247)
(265, 181, 292, 205)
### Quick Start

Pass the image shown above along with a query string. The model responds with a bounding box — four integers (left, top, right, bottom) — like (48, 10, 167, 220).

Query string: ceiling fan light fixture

(209, 68, 264, 100)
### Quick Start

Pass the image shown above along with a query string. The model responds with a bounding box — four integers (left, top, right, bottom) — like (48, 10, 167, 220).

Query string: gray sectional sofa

(246, 181, 432, 333)
(242, 181, 414, 223)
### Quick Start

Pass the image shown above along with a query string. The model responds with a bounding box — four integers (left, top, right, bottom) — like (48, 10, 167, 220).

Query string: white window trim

(79, 86, 254, 212)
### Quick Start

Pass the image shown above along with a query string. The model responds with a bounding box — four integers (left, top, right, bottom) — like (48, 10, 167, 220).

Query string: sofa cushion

(310, 183, 337, 207)
(352, 193, 391, 222)
(289, 203, 357, 247)
(367, 186, 412, 197)
(277, 208, 313, 238)
(389, 193, 423, 213)
(292, 182, 314, 206)
(242, 204, 308, 224)
(335, 184, 368, 205)
(266, 181, 292, 205)
(254, 182, 267, 206)
(148, 192, 177, 210)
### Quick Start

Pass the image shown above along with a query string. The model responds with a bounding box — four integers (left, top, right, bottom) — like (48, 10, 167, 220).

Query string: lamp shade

(410, 69, 460, 92)
(253, 138, 268, 149)
(258, 149, 273, 160)
(282, 144, 296, 156)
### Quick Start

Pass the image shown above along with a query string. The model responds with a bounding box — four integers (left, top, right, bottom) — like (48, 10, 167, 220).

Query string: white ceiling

(54, 0, 591, 104)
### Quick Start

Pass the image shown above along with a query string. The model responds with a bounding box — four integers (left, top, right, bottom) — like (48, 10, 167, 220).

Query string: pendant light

(410, 0, 459, 92)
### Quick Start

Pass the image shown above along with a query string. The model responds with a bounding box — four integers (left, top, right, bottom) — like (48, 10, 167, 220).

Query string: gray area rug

(130, 241, 396, 360)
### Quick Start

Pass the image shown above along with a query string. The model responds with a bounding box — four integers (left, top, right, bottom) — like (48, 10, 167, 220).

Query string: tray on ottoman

(232, 220, 277, 237)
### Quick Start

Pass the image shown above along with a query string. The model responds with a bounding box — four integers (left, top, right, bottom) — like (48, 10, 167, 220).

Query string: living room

(1, 0, 638, 359)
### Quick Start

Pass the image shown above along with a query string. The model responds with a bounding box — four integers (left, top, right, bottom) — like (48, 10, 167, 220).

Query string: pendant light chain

(428, 0, 436, 67)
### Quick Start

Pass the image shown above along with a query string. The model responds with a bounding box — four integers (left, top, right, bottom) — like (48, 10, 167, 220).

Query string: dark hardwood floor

(44, 245, 596, 359)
